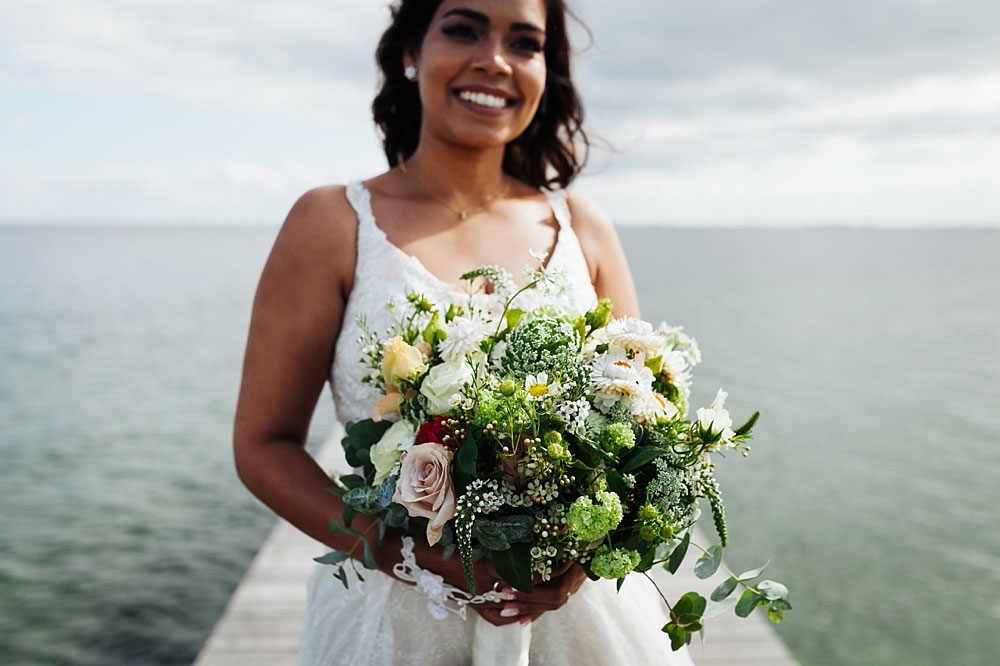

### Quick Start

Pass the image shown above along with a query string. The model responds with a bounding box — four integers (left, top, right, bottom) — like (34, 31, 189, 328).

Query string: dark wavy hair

(372, 0, 589, 190)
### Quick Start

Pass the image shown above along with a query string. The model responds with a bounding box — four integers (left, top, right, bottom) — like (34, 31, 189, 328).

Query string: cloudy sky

(1, 0, 998, 226)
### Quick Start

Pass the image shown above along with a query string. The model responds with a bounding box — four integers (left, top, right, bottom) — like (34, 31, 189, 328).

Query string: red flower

(415, 416, 461, 450)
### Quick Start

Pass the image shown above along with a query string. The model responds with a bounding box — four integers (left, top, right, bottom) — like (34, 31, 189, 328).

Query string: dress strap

(543, 188, 572, 230)
(345, 179, 376, 231)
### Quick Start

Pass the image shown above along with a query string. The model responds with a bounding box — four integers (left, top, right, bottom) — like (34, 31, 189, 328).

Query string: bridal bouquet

(319, 253, 791, 651)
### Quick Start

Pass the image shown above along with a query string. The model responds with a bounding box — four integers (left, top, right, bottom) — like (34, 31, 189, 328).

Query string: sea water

(0, 226, 997, 665)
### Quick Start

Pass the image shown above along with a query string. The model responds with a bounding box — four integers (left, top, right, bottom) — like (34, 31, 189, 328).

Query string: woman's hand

(478, 560, 589, 626)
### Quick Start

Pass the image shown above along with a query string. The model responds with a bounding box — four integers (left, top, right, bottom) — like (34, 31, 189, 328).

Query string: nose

(472, 37, 513, 77)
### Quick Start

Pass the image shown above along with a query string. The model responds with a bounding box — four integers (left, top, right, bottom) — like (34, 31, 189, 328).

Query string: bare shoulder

(564, 190, 640, 318)
(564, 190, 618, 279)
(270, 184, 358, 299)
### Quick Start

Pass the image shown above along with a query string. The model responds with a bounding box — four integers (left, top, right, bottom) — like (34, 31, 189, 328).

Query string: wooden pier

(195, 433, 798, 666)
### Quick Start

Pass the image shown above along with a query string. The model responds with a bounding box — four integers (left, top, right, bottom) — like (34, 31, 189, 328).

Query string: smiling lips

(454, 87, 516, 112)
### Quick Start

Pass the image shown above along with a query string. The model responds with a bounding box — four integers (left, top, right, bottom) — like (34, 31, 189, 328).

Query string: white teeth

(458, 90, 508, 109)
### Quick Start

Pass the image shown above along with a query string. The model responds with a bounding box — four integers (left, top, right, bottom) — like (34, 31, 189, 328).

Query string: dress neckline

(349, 179, 566, 295)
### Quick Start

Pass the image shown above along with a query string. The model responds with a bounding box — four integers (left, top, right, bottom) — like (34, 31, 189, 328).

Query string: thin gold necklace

(398, 162, 510, 220)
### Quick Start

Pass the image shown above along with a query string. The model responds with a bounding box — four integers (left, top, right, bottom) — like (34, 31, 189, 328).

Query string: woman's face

(409, 0, 548, 152)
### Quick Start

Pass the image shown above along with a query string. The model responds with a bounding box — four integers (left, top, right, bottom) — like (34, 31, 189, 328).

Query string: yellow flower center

(528, 383, 548, 397)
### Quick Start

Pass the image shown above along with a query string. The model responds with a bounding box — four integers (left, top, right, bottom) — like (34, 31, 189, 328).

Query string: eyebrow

(442, 8, 545, 34)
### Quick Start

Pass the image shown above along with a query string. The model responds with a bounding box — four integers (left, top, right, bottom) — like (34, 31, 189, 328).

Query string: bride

(234, 1, 695, 663)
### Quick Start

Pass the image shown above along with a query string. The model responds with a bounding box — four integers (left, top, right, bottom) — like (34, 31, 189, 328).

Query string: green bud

(499, 379, 517, 396)
(543, 430, 563, 445)
(546, 442, 568, 460)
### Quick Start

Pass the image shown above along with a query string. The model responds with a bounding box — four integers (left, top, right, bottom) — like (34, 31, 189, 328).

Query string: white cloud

(0, 0, 386, 119)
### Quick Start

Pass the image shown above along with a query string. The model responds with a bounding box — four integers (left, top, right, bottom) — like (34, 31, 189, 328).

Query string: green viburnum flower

(473, 389, 533, 430)
(597, 422, 635, 454)
(590, 545, 640, 579)
(566, 490, 623, 542)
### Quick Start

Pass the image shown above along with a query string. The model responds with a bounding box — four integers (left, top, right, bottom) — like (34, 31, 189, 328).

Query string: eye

(441, 23, 478, 40)
(511, 37, 544, 53)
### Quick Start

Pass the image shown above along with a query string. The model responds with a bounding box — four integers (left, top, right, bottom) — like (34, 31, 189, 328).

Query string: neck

(402, 138, 508, 209)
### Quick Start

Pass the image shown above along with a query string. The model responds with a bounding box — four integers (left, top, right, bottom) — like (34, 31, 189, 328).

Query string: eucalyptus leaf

(361, 538, 377, 570)
(342, 419, 390, 467)
(694, 545, 723, 579)
(328, 518, 362, 537)
(385, 503, 407, 527)
(473, 523, 511, 551)
(757, 580, 789, 600)
(441, 543, 456, 560)
(377, 475, 397, 507)
(333, 566, 350, 589)
(313, 551, 350, 566)
(735, 589, 763, 618)
(666, 532, 690, 574)
(342, 504, 358, 529)
(339, 474, 365, 489)
(342, 487, 372, 508)
(487, 514, 534, 543)
(710, 576, 739, 601)
(702, 597, 737, 619)
(737, 560, 770, 581)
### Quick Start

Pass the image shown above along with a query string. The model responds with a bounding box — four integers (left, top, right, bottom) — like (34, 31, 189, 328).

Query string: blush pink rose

(392, 442, 457, 546)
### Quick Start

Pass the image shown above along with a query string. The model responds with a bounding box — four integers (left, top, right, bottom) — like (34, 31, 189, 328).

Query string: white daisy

(659, 349, 692, 389)
(523, 372, 563, 401)
(590, 346, 655, 403)
(437, 314, 492, 362)
(632, 390, 679, 425)
(604, 317, 664, 355)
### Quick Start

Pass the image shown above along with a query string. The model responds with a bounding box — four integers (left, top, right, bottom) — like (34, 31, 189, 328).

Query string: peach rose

(392, 442, 457, 546)
(380, 336, 427, 386)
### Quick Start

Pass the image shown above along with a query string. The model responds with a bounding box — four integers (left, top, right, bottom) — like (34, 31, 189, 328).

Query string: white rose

(419, 354, 483, 415)
(371, 419, 416, 485)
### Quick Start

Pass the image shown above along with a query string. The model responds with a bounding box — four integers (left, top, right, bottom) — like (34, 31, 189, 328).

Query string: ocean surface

(0, 226, 997, 665)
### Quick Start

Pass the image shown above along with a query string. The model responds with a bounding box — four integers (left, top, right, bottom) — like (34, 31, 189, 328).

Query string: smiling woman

(232, 1, 674, 664)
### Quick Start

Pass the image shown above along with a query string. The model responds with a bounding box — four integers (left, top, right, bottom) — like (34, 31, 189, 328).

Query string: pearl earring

(404, 65, 418, 81)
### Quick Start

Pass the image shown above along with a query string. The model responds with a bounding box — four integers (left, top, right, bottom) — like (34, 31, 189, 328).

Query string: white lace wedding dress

(298, 179, 695, 665)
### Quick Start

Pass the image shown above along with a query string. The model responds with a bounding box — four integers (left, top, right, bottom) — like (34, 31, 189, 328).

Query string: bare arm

(231, 186, 404, 570)
(566, 191, 641, 319)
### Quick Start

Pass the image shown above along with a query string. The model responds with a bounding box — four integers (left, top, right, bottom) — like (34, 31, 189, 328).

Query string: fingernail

(519, 616, 533, 624)
(498, 592, 517, 600)
(500, 607, 519, 617)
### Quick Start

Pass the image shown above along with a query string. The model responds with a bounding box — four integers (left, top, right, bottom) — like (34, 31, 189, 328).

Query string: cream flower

(658, 349, 692, 389)
(590, 346, 655, 402)
(419, 356, 481, 415)
(380, 336, 427, 386)
(437, 314, 492, 362)
(632, 390, 679, 425)
(604, 317, 664, 355)
(697, 389, 735, 442)
(393, 442, 457, 546)
(371, 419, 416, 485)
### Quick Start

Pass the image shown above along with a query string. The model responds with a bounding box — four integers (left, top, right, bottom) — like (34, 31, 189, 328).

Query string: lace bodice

(328, 179, 599, 425)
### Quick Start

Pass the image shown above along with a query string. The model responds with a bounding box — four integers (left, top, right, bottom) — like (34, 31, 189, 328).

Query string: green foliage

(492, 542, 533, 593)
(703, 473, 728, 547)
(710, 576, 739, 601)
(620, 446, 667, 473)
(694, 545, 723, 579)
(472, 515, 534, 551)
(666, 532, 690, 574)
(735, 588, 765, 618)
(341, 419, 391, 468)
